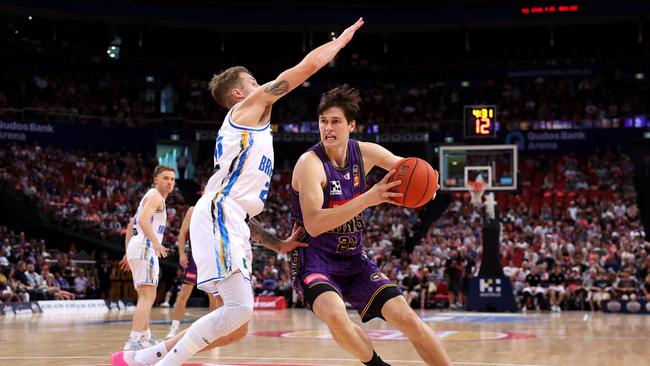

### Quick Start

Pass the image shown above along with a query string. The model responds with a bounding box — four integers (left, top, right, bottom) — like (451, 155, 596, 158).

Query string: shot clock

(464, 105, 497, 138)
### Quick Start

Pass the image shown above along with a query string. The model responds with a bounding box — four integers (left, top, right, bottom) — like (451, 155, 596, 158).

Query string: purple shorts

(183, 253, 198, 285)
(293, 253, 401, 323)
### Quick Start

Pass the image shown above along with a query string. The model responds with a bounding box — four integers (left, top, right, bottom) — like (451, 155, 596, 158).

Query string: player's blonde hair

(153, 165, 175, 177)
(208, 66, 252, 109)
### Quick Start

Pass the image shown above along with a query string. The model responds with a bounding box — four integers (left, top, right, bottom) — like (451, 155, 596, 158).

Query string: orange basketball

(388, 157, 439, 208)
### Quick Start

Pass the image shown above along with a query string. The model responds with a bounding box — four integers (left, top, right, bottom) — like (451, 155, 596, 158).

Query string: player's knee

(394, 310, 422, 331)
(224, 303, 253, 329)
(321, 310, 351, 330)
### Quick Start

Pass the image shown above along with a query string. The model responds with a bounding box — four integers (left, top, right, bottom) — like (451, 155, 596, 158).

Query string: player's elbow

(303, 221, 324, 238)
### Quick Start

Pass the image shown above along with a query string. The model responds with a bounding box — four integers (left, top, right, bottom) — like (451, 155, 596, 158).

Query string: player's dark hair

(317, 84, 361, 124)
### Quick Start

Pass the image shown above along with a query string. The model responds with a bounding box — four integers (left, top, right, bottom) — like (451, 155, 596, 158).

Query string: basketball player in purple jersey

(291, 86, 451, 366)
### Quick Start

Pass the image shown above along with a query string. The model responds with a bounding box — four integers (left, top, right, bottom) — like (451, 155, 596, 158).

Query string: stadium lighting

(635, 73, 645, 80)
(14, 30, 19, 34)
(28, 16, 33, 21)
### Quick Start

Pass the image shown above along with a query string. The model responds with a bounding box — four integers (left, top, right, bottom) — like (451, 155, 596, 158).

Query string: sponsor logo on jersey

(353, 164, 360, 187)
(343, 172, 350, 180)
(330, 180, 342, 195)
(304, 273, 329, 285)
(157, 225, 165, 234)
(370, 272, 389, 282)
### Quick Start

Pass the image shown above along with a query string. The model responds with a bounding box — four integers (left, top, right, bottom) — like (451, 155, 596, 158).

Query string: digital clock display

(464, 105, 497, 138)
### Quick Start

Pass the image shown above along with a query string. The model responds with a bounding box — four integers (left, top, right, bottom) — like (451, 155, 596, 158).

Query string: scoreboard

(464, 105, 497, 138)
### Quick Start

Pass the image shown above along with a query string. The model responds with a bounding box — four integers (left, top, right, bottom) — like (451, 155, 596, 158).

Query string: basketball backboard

(438, 144, 517, 191)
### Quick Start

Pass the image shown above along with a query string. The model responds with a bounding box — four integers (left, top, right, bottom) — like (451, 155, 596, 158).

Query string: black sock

(363, 350, 391, 366)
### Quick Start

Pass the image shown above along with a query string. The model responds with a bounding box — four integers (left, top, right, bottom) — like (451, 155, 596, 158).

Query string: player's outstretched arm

(294, 151, 403, 237)
(248, 218, 308, 254)
(233, 18, 364, 126)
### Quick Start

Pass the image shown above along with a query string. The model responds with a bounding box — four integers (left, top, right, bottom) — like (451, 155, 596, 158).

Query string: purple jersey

(291, 139, 367, 276)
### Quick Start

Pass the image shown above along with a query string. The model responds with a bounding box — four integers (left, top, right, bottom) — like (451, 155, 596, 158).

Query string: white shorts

(549, 285, 565, 294)
(191, 192, 253, 295)
(523, 286, 546, 295)
(127, 236, 159, 288)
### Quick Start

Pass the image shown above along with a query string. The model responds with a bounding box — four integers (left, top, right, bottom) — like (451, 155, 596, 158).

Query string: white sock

(133, 340, 169, 364)
(171, 320, 180, 329)
(129, 330, 145, 342)
(156, 330, 203, 366)
(145, 329, 152, 339)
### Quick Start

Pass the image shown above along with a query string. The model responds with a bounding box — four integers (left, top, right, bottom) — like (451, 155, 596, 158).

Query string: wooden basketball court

(1, 308, 648, 366)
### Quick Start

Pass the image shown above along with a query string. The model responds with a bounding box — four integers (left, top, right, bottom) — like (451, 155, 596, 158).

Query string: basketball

(388, 157, 439, 208)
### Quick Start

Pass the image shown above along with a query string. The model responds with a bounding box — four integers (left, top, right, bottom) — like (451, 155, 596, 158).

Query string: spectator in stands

(614, 268, 638, 301)
(1, 268, 22, 303)
(400, 267, 421, 307)
(445, 249, 465, 309)
(641, 274, 650, 300)
(548, 264, 566, 312)
(176, 153, 188, 180)
(97, 252, 113, 299)
(25, 263, 48, 300)
(522, 265, 545, 310)
(0, 248, 9, 268)
(74, 268, 89, 298)
(588, 271, 612, 311)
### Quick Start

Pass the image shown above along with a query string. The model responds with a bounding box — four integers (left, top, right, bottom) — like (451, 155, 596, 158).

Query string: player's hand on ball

(119, 255, 130, 272)
(279, 224, 309, 254)
(179, 252, 188, 268)
(366, 169, 403, 207)
(153, 241, 168, 258)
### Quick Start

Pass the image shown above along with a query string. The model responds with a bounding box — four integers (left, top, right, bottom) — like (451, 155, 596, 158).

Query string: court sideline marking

(0, 355, 546, 366)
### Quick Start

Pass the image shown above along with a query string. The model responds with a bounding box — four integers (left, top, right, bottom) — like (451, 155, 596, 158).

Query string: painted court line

(0, 355, 546, 366)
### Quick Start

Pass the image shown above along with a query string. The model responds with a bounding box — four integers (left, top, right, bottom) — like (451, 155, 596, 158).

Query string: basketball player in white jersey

(163, 206, 218, 339)
(110, 17, 364, 366)
(119, 165, 175, 351)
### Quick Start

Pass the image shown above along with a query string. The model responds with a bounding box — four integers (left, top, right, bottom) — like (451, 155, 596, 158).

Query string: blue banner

(500, 128, 647, 154)
(0, 120, 194, 152)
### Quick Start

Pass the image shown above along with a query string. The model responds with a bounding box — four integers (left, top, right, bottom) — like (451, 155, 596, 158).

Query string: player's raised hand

(152, 241, 168, 258)
(336, 18, 364, 47)
(365, 169, 403, 207)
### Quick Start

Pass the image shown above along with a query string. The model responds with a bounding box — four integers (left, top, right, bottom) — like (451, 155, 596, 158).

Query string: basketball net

(468, 180, 486, 206)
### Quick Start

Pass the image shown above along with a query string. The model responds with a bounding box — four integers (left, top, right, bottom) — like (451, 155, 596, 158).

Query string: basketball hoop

(468, 180, 486, 205)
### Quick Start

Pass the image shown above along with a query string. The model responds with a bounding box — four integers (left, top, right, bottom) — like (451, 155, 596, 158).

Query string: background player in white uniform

(119, 165, 175, 351)
(111, 17, 364, 366)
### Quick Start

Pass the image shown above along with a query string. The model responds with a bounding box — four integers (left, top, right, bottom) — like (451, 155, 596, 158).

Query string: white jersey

(205, 106, 274, 217)
(132, 188, 167, 248)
